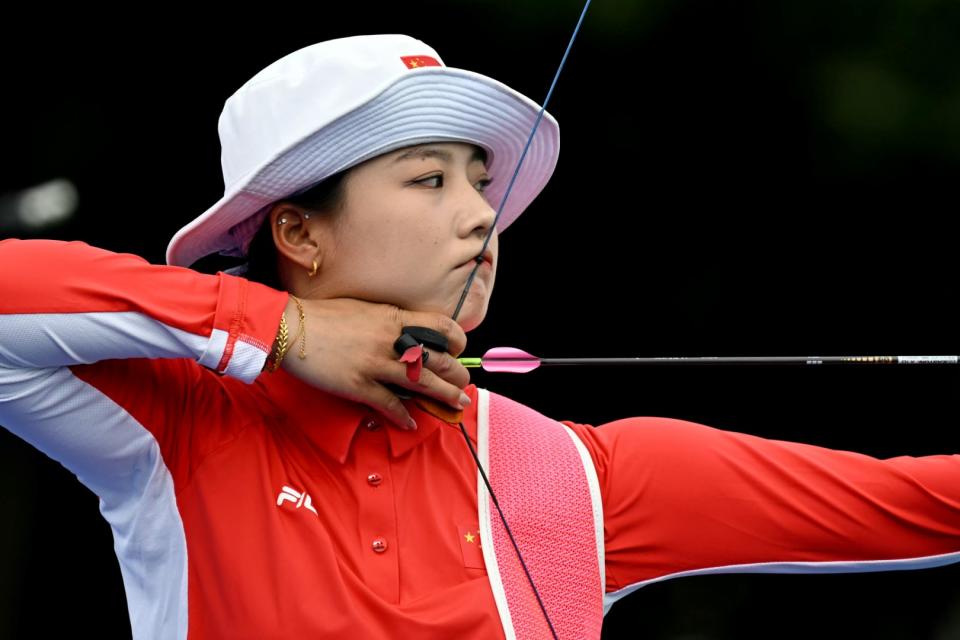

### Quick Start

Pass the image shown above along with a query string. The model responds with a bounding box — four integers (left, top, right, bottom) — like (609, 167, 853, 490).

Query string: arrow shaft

(464, 355, 960, 368)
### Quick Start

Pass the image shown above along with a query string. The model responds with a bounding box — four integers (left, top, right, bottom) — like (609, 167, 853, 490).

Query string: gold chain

(290, 294, 307, 359)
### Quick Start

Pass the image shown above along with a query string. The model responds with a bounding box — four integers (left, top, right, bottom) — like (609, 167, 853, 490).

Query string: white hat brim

(166, 66, 560, 268)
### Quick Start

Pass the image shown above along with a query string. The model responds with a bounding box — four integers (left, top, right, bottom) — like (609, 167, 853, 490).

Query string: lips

(458, 250, 493, 270)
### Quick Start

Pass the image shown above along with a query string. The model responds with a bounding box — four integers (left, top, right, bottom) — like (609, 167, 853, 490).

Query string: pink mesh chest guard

(476, 389, 605, 640)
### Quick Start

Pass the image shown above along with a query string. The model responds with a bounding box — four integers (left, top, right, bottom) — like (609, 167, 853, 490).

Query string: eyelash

(415, 174, 493, 193)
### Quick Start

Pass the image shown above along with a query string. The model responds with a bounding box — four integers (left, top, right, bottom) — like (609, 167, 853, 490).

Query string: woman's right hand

(277, 296, 472, 431)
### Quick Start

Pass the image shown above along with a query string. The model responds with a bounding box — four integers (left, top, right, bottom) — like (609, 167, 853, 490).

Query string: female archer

(1, 34, 958, 639)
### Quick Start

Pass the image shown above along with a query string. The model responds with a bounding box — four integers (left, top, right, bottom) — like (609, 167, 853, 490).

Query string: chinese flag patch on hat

(401, 55, 441, 69)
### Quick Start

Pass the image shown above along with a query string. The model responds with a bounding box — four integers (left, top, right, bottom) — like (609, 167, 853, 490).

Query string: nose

(460, 183, 498, 241)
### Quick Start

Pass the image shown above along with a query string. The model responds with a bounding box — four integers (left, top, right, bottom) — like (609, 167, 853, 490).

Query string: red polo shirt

(2, 238, 960, 639)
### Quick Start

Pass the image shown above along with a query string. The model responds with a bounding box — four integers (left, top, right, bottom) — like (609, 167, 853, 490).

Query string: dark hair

(243, 169, 351, 290)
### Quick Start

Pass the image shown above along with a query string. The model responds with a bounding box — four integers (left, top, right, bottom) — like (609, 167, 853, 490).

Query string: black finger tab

(397, 326, 449, 354)
(392, 333, 420, 356)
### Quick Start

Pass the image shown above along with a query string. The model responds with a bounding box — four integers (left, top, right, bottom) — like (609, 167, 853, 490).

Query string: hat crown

(217, 34, 444, 190)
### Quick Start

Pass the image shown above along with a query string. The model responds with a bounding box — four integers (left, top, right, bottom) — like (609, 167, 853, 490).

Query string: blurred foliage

(755, 0, 960, 165)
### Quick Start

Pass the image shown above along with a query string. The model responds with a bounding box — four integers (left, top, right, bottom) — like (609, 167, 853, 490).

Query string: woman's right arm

(0, 238, 287, 379)
(0, 238, 290, 498)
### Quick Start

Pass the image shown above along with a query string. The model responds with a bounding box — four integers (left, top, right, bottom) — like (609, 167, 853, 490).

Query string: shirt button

(363, 416, 382, 431)
(367, 473, 383, 486)
(372, 537, 388, 553)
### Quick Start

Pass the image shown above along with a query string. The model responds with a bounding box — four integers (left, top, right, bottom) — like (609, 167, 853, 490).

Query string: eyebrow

(392, 145, 487, 166)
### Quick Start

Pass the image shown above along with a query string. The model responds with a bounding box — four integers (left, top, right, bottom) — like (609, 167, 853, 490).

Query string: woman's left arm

(562, 417, 960, 602)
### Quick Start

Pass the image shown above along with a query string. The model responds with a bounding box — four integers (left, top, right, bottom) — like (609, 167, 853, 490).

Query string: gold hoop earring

(307, 258, 319, 277)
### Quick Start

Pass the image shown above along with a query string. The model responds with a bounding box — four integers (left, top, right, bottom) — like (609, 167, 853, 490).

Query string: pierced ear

(270, 203, 321, 267)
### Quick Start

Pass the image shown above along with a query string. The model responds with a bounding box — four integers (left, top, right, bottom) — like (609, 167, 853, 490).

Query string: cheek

(366, 214, 441, 256)
(334, 215, 453, 299)
(345, 222, 423, 268)
(370, 235, 451, 299)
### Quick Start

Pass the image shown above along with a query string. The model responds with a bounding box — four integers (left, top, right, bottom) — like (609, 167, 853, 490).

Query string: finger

(421, 347, 470, 389)
(384, 360, 470, 410)
(362, 382, 418, 431)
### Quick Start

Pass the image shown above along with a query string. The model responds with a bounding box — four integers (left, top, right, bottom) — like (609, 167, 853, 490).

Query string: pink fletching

(482, 347, 541, 374)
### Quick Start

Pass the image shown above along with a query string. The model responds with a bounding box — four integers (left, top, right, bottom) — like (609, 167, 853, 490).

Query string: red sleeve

(0, 238, 288, 495)
(0, 238, 287, 381)
(562, 416, 960, 598)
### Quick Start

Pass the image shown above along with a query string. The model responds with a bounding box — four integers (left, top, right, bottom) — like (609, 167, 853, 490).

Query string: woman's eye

(415, 174, 444, 188)
(414, 175, 493, 193)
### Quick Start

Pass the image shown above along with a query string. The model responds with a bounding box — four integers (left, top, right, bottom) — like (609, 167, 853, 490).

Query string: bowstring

(450, 2, 593, 637)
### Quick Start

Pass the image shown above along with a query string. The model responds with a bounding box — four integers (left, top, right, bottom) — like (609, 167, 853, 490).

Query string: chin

(457, 314, 485, 333)
(410, 290, 490, 332)
(453, 298, 490, 333)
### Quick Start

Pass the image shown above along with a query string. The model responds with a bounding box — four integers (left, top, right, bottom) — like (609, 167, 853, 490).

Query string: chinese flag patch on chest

(458, 523, 486, 569)
(401, 55, 441, 69)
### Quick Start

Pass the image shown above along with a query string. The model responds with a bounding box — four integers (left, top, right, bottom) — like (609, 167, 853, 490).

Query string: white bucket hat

(165, 33, 560, 270)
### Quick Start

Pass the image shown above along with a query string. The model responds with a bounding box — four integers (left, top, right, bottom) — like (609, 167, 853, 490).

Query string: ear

(269, 202, 323, 270)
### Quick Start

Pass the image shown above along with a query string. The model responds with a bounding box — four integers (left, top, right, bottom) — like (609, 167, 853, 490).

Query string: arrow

(460, 347, 960, 374)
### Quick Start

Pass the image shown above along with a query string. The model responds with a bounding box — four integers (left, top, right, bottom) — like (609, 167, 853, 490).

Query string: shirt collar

(254, 367, 475, 464)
